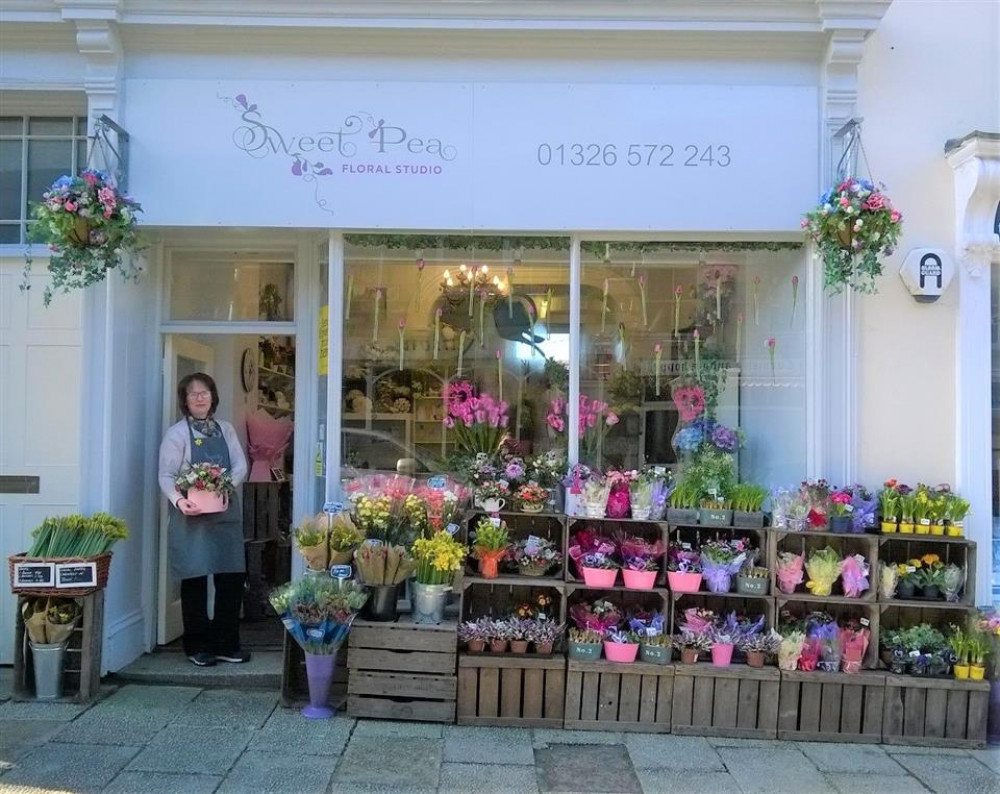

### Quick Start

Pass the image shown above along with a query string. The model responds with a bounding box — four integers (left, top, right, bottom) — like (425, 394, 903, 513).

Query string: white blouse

(158, 418, 248, 507)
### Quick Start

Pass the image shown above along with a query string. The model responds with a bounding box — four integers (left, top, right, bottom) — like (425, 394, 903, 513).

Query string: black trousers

(180, 572, 245, 656)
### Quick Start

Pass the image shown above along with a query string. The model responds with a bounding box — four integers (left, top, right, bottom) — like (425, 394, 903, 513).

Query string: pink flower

(605, 413, 619, 427)
(800, 218, 809, 228)
(862, 194, 885, 211)
(839, 196, 850, 208)
(766, 337, 776, 349)
(443, 416, 455, 429)
(672, 385, 706, 422)
(674, 285, 683, 297)
(64, 202, 77, 212)
(82, 172, 98, 186)
(890, 211, 901, 223)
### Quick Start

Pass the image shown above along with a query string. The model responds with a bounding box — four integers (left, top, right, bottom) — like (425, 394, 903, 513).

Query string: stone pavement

(1, 683, 999, 793)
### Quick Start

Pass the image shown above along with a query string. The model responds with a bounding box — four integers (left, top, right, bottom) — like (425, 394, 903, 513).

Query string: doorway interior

(159, 332, 297, 650)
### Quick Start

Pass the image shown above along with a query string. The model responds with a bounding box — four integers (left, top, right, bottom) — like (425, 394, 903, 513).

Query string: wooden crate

(457, 654, 565, 727)
(279, 633, 348, 708)
(564, 659, 674, 733)
(672, 664, 779, 739)
(13, 591, 103, 703)
(346, 617, 458, 723)
(882, 674, 989, 748)
(777, 670, 885, 742)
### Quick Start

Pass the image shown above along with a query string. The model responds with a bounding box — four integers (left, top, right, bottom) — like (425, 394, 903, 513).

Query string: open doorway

(159, 333, 297, 650)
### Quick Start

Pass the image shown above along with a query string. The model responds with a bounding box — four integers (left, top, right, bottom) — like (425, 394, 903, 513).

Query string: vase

(467, 639, 485, 653)
(603, 641, 639, 664)
(302, 652, 337, 719)
(829, 515, 852, 533)
(534, 641, 553, 655)
(411, 581, 450, 624)
(547, 486, 565, 514)
(667, 571, 702, 593)
(711, 643, 734, 667)
(362, 583, 400, 622)
(640, 645, 670, 665)
(581, 566, 618, 587)
(479, 497, 505, 514)
(29, 642, 67, 700)
(510, 640, 529, 654)
(568, 641, 602, 661)
(622, 569, 657, 590)
(605, 485, 630, 519)
(746, 651, 765, 668)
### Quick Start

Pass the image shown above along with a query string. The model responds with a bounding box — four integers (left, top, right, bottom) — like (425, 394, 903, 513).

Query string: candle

(479, 289, 487, 347)
(515, 370, 524, 439)
(345, 272, 354, 320)
(496, 349, 503, 403)
(618, 322, 627, 371)
(638, 274, 647, 327)
(715, 270, 723, 321)
(694, 328, 700, 375)
(601, 278, 609, 333)
(372, 288, 382, 343)
(654, 343, 663, 396)
(398, 318, 406, 371)
(433, 307, 442, 359)
(544, 286, 553, 338)
(468, 265, 475, 316)
(753, 276, 761, 326)
(457, 330, 466, 375)
(791, 275, 799, 327)
(415, 257, 425, 312)
(507, 265, 515, 318)
(736, 312, 744, 365)
(766, 337, 776, 385)
(673, 285, 683, 337)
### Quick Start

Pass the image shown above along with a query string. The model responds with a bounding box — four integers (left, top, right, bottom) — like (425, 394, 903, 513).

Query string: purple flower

(710, 425, 739, 452)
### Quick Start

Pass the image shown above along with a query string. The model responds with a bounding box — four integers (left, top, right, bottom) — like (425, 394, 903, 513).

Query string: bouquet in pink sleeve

(840, 623, 870, 673)
(775, 552, 805, 594)
(840, 554, 870, 599)
(246, 408, 294, 482)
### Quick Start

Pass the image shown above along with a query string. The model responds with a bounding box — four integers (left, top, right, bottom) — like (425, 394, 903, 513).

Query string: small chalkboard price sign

(14, 561, 55, 588)
(55, 561, 98, 589)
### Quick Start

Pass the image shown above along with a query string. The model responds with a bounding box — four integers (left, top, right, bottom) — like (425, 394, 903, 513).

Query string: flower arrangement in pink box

(175, 462, 233, 514)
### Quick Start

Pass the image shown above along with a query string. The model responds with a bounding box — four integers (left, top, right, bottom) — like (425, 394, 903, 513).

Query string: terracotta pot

(510, 640, 529, 654)
(534, 641, 553, 655)
(680, 648, 699, 665)
(490, 640, 509, 653)
(746, 650, 765, 668)
(467, 639, 485, 653)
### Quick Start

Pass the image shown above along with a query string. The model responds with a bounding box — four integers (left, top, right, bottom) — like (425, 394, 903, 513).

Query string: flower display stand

(457, 654, 565, 727)
(12, 591, 104, 703)
(279, 633, 348, 709)
(882, 674, 989, 748)
(563, 659, 674, 733)
(672, 664, 780, 739)
(346, 616, 458, 723)
(777, 670, 886, 743)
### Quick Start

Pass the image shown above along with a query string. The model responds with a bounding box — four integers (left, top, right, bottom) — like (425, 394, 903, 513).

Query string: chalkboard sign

(14, 562, 55, 588)
(55, 562, 98, 589)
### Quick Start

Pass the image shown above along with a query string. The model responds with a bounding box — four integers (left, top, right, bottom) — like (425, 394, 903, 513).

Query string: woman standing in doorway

(158, 373, 250, 667)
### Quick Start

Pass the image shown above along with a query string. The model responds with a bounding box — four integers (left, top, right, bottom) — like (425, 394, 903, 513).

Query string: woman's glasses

(187, 390, 212, 400)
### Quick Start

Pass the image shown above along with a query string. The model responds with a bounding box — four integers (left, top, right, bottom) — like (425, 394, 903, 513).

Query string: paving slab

(883, 744, 973, 756)
(636, 768, 743, 794)
(796, 742, 907, 775)
(169, 689, 277, 729)
(532, 729, 624, 747)
(350, 719, 443, 739)
(331, 736, 441, 792)
(824, 772, 932, 794)
(101, 684, 203, 710)
(103, 770, 224, 794)
(439, 762, 540, 793)
(0, 700, 89, 721)
(716, 747, 837, 794)
(126, 724, 252, 775)
(624, 734, 724, 771)
(216, 750, 338, 794)
(0, 668, 12, 702)
(891, 752, 1000, 794)
(706, 736, 797, 749)
(1, 741, 140, 793)
(970, 746, 1000, 774)
(52, 708, 169, 746)
(535, 743, 642, 793)
(248, 708, 354, 756)
(444, 725, 535, 765)
(0, 719, 67, 771)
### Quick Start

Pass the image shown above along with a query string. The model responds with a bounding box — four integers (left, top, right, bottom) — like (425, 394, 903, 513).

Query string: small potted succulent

(567, 627, 604, 661)
(603, 629, 641, 664)
(736, 565, 770, 596)
(509, 618, 531, 654)
(731, 483, 768, 529)
(739, 629, 781, 668)
(666, 481, 701, 525)
(515, 482, 549, 514)
(459, 618, 488, 653)
(674, 630, 711, 665)
(471, 516, 510, 580)
(532, 620, 564, 655)
(510, 536, 562, 577)
(666, 543, 703, 593)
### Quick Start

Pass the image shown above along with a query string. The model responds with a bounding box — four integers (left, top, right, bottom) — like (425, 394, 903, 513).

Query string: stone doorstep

(111, 650, 283, 689)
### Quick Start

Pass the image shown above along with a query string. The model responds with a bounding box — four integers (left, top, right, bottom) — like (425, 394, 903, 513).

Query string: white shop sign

(126, 80, 818, 231)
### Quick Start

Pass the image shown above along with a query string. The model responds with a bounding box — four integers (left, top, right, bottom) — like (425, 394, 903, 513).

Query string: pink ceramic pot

(667, 571, 703, 593)
(581, 567, 618, 588)
(187, 489, 227, 514)
(622, 569, 657, 590)
(711, 643, 734, 667)
(603, 641, 639, 664)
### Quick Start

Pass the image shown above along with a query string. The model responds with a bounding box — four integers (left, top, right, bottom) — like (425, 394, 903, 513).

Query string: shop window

(0, 116, 88, 244)
(992, 262, 1000, 603)
(341, 237, 570, 475)
(578, 245, 806, 491)
(167, 255, 295, 322)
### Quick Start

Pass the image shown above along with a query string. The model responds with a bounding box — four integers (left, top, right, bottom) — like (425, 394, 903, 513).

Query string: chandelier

(439, 263, 508, 306)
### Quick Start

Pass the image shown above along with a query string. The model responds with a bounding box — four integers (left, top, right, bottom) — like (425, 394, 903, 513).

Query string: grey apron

(168, 419, 246, 579)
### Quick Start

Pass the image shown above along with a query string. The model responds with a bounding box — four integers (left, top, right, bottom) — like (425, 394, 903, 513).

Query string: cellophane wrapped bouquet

(344, 473, 415, 545)
(805, 546, 842, 597)
(403, 478, 470, 538)
(569, 598, 621, 637)
(776, 551, 805, 594)
(269, 576, 368, 655)
(568, 528, 617, 576)
(699, 537, 750, 593)
(840, 621, 871, 673)
(616, 532, 665, 572)
(840, 554, 870, 598)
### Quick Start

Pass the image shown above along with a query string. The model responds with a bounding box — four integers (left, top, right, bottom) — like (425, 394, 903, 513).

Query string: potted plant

(740, 629, 781, 668)
(786, 496, 810, 532)
(736, 565, 770, 596)
(666, 543, 703, 593)
(775, 551, 805, 595)
(471, 516, 509, 579)
(581, 475, 612, 518)
(459, 618, 488, 653)
(410, 530, 467, 624)
(509, 618, 531, 653)
(801, 176, 903, 294)
(567, 627, 604, 661)
(476, 480, 510, 514)
(732, 483, 768, 529)
(527, 450, 568, 512)
(666, 481, 701, 525)
(21, 598, 81, 699)
(945, 493, 970, 537)
(969, 631, 989, 681)
(943, 563, 965, 603)
(951, 626, 970, 680)
(927, 488, 948, 536)
(898, 486, 916, 533)
(710, 628, 736, 667)
(354, 540, 417, 622)
(603, 629, 641, 663)
(486, 618, 511, 653)
(514, 482, 549, 514)
(699, 497, 733, 527)
(674, 631, 710, 665)
(617, 532, 664, 590)
(828, 488, 854, 533)
(328, 515, 364, 565)
(913, 485, 933, 535)
(630, 613, 671, 665)
(895, 561, 918, 600)
(532, 620, 564, 655)
(23, 169, 143, 306)
(510, 536, 562, 577)
(629, 473, 665, 521)
(700, 538, 750, 594)
(914, 554, 945, 600)
(879, 480, 900, 533)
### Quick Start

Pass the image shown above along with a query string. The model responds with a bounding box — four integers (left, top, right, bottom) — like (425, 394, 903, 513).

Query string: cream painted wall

(856, 0, 1000, 487)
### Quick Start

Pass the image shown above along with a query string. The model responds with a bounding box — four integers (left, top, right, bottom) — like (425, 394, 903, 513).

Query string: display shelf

(672, 590, 774, 602)
(769, 528, 879, 539)
(461, 574, 565, 591)
(564, 580, 668, 594)
(773, 592, 876, 605)
(877, 599, 974, 611)
(567, 516, 671, 529)
(877, 533, 974, 545)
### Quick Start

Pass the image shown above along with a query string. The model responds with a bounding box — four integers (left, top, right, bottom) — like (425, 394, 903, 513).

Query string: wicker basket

(8, 552, 112, 596)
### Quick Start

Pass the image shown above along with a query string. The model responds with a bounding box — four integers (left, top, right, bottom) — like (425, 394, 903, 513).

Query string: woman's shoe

(187, 652, 217, 667)
(216, 650, 251, 664)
